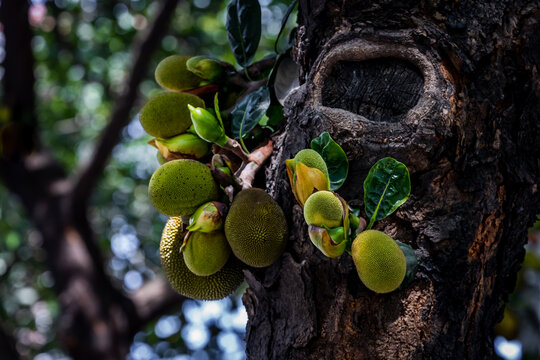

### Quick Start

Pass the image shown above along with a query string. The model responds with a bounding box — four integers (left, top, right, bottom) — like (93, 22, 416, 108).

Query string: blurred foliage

(494, 217, 540, 360)
(0, 0, 296, 358)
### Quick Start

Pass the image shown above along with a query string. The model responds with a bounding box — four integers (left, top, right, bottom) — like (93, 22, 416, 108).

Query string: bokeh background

(0, 0, 538, 359)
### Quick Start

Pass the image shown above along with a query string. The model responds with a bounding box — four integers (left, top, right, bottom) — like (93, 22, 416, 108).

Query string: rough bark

(244, 1, 540, 359)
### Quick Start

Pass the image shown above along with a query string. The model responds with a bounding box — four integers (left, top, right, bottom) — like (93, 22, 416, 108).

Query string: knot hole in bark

(321, 58, 424, 123)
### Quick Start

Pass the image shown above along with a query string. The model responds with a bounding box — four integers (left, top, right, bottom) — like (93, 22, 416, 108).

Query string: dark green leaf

(311, 132, 349, 190)
(226, 0, 261, 68)
(214, 93, 224, 129)
(231, 86, 271, 139)
(396, 241, 417, 290)
(364, 157, 411, 229)
(274, 0, 298, 54)
(259, 105, 283, 130)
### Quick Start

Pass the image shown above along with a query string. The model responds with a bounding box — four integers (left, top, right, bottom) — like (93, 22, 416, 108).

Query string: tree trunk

(244, 1, 540, 359)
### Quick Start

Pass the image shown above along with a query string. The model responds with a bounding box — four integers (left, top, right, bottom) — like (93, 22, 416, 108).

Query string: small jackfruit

(156, 151, 167, 165)
(155, 55, 203, 91)
(224, 188, 288, 267)
(351, 230, 406, 294)
(160, 217, 244, 300)
(140, 92, 204, 139)
(186, 56, 224, 81)
(303, 190, 343, 228)
(148, 159, 220, 217)
(187, 202, 225, 233)
(183, 231, 231, 276)
(294, 149, 330, 184)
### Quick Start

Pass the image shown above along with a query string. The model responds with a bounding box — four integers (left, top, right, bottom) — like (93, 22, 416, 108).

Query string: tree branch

(0, 323, 19, 360)
(70, 0, 181, 210)
(131, 276, 186, 325)
(0, 0, 36, 156)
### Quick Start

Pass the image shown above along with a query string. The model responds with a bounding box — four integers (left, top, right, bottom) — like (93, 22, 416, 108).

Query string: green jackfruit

(140, 92, 204, 139)
(351, 230, 406, 294)
(156, 151, 166, 165)
(148, 159, 220, 217)
(294, 149, 329, 184)
(186, 56, 224, 81)
(155, 55, 203, 91)
(303, 190, 343, 228)
(160, 217, 244, 300)
(224, 188, 288, 267)
(183, 231, 231, 276)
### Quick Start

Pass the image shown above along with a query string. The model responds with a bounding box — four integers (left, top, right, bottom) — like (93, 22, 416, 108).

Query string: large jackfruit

(160, 217, 244, 300)
(351, 230, 406, 294)
(224, 188, 288, 267)
(148, 159, 220, 217)
(140, 92, 204, 139)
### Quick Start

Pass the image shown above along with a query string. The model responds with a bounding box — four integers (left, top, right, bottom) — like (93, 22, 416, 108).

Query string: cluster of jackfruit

(140, 55, 212, 164)
(288, 148, 408, 294)
(156, 187, 287, 301)
(140, 55, 288, 300)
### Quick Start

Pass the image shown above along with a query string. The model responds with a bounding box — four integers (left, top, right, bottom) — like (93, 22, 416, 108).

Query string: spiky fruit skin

(148, 159, 220, 217)
(303, 190, 343, 228)
(351, 230, 406, 294)
(140, 92, 204, 139)
(224, 188, 288, 267)
(160, 217, 244, 300)
(294, 149, 329, 183)
(183, 231, 231, 276)
(155, 55, 203, 91)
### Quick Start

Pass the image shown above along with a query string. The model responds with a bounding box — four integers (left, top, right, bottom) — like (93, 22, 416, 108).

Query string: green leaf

(259, 105, 283, 130)
(396, 241, 417, 290)
(274, 0, 298, 54)
(226, 0, 261, 68)
(311, 132, 349, 190)
(364, 157, 411, 229)
(214, 93, 224, 129)
(231, 86, 271, 139)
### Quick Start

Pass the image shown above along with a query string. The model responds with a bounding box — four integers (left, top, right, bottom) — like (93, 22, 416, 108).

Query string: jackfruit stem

(236, 140, 274, 190)
(179, 231, 192, 253)
(220, 138, 249, 162)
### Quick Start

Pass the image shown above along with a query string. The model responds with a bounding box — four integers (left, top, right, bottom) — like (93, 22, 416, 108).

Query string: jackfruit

(140, 92, 204, 139)
(160, 217, 244, 300)
(183, 231, 231, 276)
(186, 56, 224, 81)
(294, 149, 329, 185)
(351, 230, 406, 294)
(303, 190, 343, 228)
(148, 159, 220, 217)
(155, 55, 203, 91)
(224, 188, 288, 267)
(156, 151, 166, 165)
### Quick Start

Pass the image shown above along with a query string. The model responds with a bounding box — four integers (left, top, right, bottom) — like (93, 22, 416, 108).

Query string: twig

(226, 56, 277, 89)
(130, 276, 185, 325)
(237, 140, 274, 190)
(222, 137, 250, 162)
(70, 0, 180, 210)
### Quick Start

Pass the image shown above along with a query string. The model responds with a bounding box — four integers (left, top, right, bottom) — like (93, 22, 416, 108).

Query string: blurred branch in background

(71, 0, 181, 211)
(0, 0, 186, 359)
(0, 323, 19, 360)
